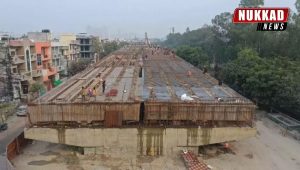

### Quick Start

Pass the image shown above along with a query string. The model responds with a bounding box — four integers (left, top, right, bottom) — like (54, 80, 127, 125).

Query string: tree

(29, 82, 45, 99)
(296, 0, 300, 13)
(100, 41, 128, 57)
(176, 46, 210, 68)
(163, 0, 300, 117)
(68, 59, 91, 76)
(91, 37, 102, 58)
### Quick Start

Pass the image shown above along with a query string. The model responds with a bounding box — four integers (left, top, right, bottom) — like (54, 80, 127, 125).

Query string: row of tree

(163, 0, 300, 117)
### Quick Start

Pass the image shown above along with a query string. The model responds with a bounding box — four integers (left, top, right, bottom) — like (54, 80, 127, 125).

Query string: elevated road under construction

(25, 45, 256, 155)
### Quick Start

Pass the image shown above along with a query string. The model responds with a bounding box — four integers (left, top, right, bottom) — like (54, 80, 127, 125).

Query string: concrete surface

(12, 115, 300, 170)
(0, 115, 26, 153)
(25, 126, 256, 156)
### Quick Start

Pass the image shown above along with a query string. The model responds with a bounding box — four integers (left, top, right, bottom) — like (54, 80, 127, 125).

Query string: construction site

(23, 44, 256, 159)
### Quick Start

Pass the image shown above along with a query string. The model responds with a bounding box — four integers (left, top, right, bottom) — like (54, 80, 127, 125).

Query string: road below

(0, 116, 26, 153)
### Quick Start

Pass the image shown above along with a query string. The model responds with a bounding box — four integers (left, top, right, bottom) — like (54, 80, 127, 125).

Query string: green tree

(296, 0, 300, 13)
(91, 37, 102, 57)
(29, 82, 45, 99)
(68, 59, 91, 76)
(163, 0, 300, 116)
(176, 46, 210, 68)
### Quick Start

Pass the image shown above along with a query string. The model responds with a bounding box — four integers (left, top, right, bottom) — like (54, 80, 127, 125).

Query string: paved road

(0, 116, 26, 153)
(0, 115, 25, 170)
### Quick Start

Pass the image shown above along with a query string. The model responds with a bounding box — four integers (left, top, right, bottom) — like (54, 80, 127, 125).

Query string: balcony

(48, 67, 57, 76)
(42, 55, 51, 61)
(32, 70, 42, 77)
(20, 72, 31, 81)
(12, 57, 25, 64)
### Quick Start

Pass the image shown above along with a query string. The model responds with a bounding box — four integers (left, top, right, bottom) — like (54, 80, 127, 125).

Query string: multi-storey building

(76, 33, 93, 58)
(60, 34, 80, 61)
(35, 41, 57, 91)
(28, 29, 51, 42)
(69, 40, 80, 61)
(51, 40, 68, 77)
(27, 30, 58, 91)
(9, 39, 42, 99)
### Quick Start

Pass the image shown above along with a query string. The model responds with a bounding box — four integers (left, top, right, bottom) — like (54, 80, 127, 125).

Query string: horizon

(0, 0, 296, 39)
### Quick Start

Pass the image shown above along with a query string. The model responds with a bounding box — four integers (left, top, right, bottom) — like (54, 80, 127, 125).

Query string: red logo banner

(233, 8, 289, 23)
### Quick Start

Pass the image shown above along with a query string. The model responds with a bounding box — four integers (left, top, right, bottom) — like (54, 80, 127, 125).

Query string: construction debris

(181, 150, 210, 170)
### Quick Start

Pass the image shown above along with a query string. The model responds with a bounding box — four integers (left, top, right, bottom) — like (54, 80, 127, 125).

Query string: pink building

(35, 42, 57, 91)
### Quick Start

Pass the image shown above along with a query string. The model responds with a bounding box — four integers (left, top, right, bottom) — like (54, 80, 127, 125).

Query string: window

(26, 50, 31, 71)
(37, 54, 42, 65)
(10, 51, 15, 56)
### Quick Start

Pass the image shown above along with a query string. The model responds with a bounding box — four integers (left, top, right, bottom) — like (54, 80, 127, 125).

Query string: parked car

(16, 105, 28, 116)
(0, 123, 7, 132)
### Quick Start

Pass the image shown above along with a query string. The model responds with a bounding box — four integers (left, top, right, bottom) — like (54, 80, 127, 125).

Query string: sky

(0, 0, 296, 39)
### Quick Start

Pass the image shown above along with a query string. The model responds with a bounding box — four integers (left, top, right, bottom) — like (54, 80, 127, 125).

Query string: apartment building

(27, 30, 59, 91)
(69, 40, 80, 61)
(28, 29, 51, 42)
(76, 33, 93, 58)
(8, 39, 41, 99)
(35, 41, 57, 91)
(51, 40, 68, 77)
(60, 34, 80, 61)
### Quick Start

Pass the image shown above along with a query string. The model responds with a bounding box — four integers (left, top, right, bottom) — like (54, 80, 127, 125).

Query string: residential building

(8, 39, 41, 99)
(28, 29, 51, 42)
(69, 40, 80, 61)
(35, 41, 57, 91)
(60, 34, 80, 61)
(51, 39, 68, 76)
(76, 33, 93, 58)
(60, 34, 76, 47)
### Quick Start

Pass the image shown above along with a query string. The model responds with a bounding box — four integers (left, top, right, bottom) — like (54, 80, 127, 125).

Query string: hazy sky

(0, 0, 296, 39)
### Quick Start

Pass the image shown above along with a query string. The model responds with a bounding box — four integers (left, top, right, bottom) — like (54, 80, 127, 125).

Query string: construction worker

(92, 87, 97, 101)
(96, 74, 101, 87)
(81, 86, 86, 101)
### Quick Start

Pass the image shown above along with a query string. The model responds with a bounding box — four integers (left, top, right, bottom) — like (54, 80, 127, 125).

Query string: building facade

(76, 33, 93, 58)
(60, 34, 80, 61)
(9, 39, 42, 99)
(51, 40, 68, 77)
(28, 29, 51, 42)
(35, 41, 57, 91)
(69, 40, 80, 61)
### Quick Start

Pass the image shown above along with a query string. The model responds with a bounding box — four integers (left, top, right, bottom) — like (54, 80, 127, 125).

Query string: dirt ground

(12, 113, 300, 170)
(205, 117, 300, 170)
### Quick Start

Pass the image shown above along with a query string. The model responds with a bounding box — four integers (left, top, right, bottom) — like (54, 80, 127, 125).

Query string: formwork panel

(28, 102, 139, 125)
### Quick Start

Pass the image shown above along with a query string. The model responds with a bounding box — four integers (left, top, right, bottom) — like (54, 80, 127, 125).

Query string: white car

(16, 105, 28, 116)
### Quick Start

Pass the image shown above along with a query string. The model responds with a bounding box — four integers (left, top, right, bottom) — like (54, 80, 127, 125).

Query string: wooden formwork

(28, 102, 140, 125)
(144, 101, 255, 124)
